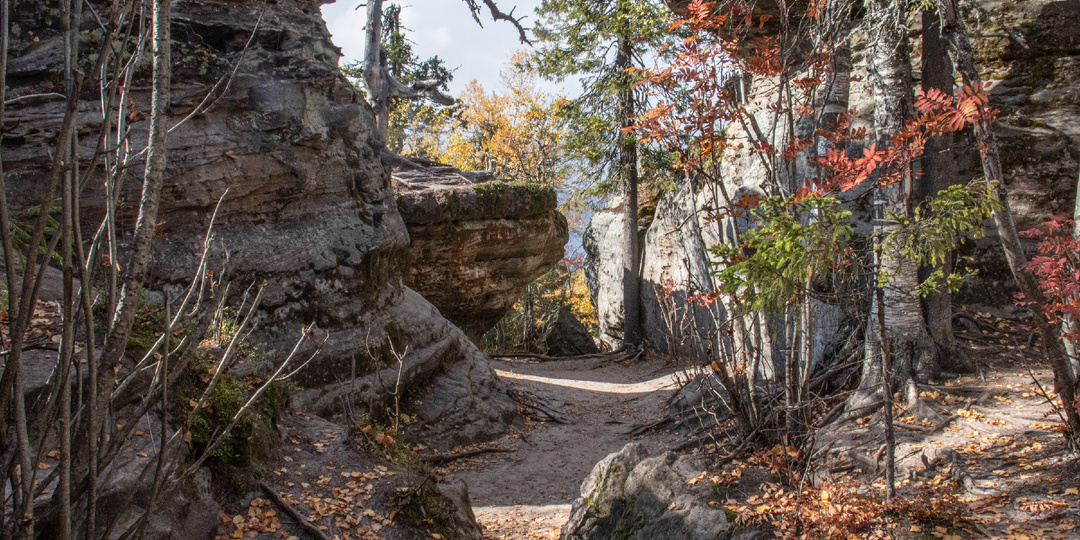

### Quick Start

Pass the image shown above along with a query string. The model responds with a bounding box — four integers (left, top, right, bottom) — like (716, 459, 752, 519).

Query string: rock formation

(3, 0, 568, 534)
(582, 194, 653, 349)
(3, 0, 541, 448)
(538, 306, 600, 357)
(561, 442, 735, 540)
(394, 166, 568, 342)
(958, 0, 1080, 304)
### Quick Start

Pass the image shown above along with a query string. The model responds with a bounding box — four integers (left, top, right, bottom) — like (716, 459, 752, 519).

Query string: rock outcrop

(394, 166, 568, 342)
(958, 0, 1080, 304)
(581, 194, 653, 349)
(561, 443, 734, 540)
(3, 0, 529, 447)
(538, 306, 600, 357)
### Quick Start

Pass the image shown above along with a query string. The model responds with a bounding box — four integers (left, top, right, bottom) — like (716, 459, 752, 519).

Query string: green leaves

(530, 0, 673, 186)
(712, 193, 854, 315)
(878, 181, 999, 294)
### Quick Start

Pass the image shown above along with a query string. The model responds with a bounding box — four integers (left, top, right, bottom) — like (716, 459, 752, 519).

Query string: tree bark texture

(920, 8, 960, 365)
(861, 0, 937, 402)
(616, 0, 642, 347)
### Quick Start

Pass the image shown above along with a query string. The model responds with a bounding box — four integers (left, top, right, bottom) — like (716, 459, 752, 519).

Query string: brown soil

(442, 352, 688, 540)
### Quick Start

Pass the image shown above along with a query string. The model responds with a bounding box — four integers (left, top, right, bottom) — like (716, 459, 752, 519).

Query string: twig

(419, 447, 513, 465)
(1027, 366, 1070, 426)
(259, 482, 330, 540)
(960, 0, 1028, 49)
(813, 400, 848, 428)
(492, 348, 642, 364)
(508, 388, 571, 424)
(188, 322, 322, 473)
(4, 92, 66, 105)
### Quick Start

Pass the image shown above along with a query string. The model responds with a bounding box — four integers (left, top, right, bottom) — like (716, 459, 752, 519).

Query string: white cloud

(433, 26, 453, 46)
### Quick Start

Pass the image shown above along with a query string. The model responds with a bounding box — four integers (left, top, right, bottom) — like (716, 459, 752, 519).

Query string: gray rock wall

(2, 0, 517, 446)
(586, 0, 1080, 366)
(583, 195, 633, 348)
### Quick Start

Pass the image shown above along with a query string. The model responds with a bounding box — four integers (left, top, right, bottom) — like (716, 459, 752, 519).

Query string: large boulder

(394, 166, 568, 343)
(561, 443, 734, 540)
(539, 306, 600, 357)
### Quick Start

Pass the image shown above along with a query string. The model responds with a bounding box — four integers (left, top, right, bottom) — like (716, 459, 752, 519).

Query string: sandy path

(446, 353, 688, 540)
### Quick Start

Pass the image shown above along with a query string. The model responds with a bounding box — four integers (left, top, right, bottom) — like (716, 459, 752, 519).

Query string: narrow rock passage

(446, 353, 688, 540)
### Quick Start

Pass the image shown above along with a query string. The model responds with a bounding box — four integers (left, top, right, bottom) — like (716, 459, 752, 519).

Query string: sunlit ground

(492, 369, 696, 394)
(473, 504, 570, 540)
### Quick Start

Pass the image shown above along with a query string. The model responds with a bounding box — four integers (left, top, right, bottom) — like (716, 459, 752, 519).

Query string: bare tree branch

(462, 0, 531, 44)
(364, 0, 457, 141)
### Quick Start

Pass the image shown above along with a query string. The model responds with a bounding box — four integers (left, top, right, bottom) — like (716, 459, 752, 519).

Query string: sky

(320, 0, 571, 96)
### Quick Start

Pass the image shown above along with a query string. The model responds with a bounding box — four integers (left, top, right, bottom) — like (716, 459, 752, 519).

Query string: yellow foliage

(397, 52, 589, 236)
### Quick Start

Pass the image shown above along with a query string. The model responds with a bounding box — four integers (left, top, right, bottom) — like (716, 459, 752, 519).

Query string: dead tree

(361, 0, 528, 142)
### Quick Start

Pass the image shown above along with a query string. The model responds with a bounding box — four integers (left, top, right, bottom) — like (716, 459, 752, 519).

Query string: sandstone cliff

(584, 0, 1077, 360)
(394, 166, 568, 343)
(2, 0, 532, 449)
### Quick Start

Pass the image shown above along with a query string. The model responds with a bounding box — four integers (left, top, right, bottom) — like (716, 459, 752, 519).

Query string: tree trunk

(364, 0, 391, 139)
(934, 0, 1080, 443)
(859, 0, 936, 407)
(1066, 166, 1080, 371)
(362, 0, 453, 143)
(616, 0, 641, 347)
(920, 8, 961, 367)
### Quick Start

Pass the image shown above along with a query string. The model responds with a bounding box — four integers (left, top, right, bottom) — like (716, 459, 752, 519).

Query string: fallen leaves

(218, 498, 282, 539)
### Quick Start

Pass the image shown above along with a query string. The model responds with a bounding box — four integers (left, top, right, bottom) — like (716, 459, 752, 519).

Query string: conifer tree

(530, 0, 671, 347)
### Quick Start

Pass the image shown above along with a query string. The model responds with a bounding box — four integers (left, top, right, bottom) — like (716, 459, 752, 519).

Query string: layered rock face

(394, 167, 568, 342)
(3, 0, 520, 447)
(959, 0, 1080, 304)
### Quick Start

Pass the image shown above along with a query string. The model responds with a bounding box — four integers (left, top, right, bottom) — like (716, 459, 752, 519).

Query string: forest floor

(213, 310, 1079, 540)
(440, 352, 688, 540)
(443, 309, 1080, 540)
(804, 309, 1080, 539)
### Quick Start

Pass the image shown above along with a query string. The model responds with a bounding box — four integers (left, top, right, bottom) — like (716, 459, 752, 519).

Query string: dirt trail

(445, 353, 688, 540)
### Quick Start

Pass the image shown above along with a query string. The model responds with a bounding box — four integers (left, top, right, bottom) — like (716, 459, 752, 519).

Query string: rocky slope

(4, 0, 531, 446)
(394, 166, 568, 343)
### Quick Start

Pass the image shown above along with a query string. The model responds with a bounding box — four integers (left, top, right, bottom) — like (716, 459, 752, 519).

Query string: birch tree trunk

(1066, 166, 1080, 372)
(858, 0, 937, 409)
